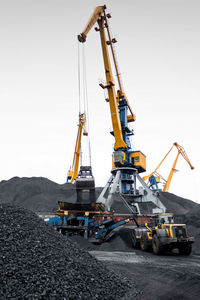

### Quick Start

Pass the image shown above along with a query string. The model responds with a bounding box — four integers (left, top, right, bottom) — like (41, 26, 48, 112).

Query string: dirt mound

(70, 228, 134, 253)
(159, 192, 200, 229)
(69, 228, 133, 252)
(0, 177, 76, 212)
(159, 192, 200, 218)
(0, 177, 101, 213)
(0, 177, 199, 253)
(0, 203, 132, 299)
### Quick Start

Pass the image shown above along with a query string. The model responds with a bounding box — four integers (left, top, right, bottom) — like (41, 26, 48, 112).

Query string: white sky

(0, 0, 199, 203)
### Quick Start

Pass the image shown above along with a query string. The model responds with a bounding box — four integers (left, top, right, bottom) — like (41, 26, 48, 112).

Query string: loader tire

(152, 234, 164, 255)
(178, 244, 192, 256)
(131, 231, 140, 249)
(140, 235, 150, 252)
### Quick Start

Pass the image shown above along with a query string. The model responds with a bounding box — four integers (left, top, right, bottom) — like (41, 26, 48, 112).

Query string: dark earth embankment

(1, 177, 200, 299)
(0, 177, 76, 212)
(0, 177, 102, 213)
(0, 203, 134, 299)
(0, 177, 199, 252)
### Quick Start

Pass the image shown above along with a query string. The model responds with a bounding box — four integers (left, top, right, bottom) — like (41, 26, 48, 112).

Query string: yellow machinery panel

(155, 177, 160, 183)
(130, 151, 146, 173)
(112, 156, 115, 169)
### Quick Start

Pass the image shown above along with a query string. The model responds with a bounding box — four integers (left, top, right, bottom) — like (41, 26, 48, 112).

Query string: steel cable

(82, 43, 92, 167)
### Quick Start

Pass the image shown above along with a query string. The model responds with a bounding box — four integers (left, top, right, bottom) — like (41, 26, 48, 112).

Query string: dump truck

(131, 213, 194, 255)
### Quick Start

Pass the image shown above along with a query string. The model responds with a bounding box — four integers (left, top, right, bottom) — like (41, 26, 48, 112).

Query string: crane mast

(78, 5, 146, 194)
(79, 6, 126, 151)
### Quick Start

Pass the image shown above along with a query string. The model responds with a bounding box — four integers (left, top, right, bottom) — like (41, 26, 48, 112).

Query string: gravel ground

(99, 250, 200, 300)
(0, 204, 133, 300)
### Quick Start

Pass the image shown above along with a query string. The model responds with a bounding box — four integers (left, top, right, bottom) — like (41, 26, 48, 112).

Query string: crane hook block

(78, 33, 86, 43)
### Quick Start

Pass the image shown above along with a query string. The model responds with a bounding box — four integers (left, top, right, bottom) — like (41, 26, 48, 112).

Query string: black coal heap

(0, 203, 131, 299)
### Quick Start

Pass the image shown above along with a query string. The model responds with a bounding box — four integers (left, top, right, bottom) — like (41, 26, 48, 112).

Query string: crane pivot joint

(99, 81, 114, 89)
(78, 33, 86, 43)
(106, 38, 117, 46)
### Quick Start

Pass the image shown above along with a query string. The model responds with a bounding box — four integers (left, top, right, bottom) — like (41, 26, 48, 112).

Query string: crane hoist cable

(82, 43, 92, 166)
(142, 142, 194, 192)
(66, 42, 92, 183)
(78, 41, 81, 114)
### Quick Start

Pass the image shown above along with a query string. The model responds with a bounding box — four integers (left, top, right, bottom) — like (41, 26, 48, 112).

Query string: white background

(0, 0, 199, 203)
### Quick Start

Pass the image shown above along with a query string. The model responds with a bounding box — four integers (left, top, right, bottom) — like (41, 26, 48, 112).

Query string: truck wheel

(140, 235, 150, 252)
(152, 235, 164, 255)
(178, 244, 192, 256)
(131, 231, 140, 249)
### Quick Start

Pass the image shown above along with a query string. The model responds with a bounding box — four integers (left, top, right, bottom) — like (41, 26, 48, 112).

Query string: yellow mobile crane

(46, 5, 195, 254)
(67, 113, 88, 183)
(142, 142, 194, 192)
(78, 5, 146, 196)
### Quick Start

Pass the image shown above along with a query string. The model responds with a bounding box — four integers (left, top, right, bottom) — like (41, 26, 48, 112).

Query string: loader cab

(153, 213, 174, 226)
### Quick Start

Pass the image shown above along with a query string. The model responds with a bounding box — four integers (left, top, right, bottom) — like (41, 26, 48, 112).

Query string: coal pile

(70, 228, 132, 252)
(0, 177, 199, 253)
(0, 177, 102, 213)
(0, 177, 76, 212)
(0, 204, 132, 299)
(159, 192, 200, 220)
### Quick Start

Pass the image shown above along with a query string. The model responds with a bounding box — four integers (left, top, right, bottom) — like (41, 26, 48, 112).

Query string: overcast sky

(0, 0, 199, 203)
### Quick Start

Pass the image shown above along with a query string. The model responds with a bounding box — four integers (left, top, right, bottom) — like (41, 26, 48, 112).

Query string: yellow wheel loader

(131, 213, 194, 255)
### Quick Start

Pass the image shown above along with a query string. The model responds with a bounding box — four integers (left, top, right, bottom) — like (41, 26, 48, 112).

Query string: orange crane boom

(163, 142, 194, 192)
(78, 5, 127, 151)
(67, 113, 88, 183)
(143, 142, 194, 192)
